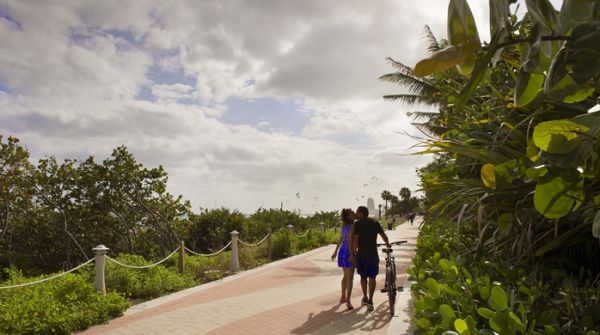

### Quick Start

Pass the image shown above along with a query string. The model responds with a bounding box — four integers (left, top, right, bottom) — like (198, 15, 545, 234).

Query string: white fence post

(230, 230, 239, 272)
(92, 244, 109, 294)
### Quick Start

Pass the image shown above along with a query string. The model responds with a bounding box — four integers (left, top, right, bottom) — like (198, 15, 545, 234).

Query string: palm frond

(409, 111, 440, 122)
(423, 25, 442, 53)
(384, 57, 414, 76)
(383, 94, 442, 106)
(412, 122, 447, 137)
(379, 72, 438, 96)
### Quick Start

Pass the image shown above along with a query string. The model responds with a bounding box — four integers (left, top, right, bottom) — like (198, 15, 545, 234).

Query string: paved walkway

(80, 220, 420, 335)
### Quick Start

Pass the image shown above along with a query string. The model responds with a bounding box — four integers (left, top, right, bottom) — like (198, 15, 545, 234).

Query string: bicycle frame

(378, 240, 407, 317)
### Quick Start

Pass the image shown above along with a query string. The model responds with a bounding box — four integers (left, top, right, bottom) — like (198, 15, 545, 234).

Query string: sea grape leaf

(448, 0, 481, 76)
(534, 176, 581, 218)
(532, 120, 589, 154)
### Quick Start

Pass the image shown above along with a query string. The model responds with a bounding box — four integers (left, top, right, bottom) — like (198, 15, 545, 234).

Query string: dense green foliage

(381, 0, 600, 333)
(0, 136, 339, 276)
(0, 270, 128, 335)
(0, 135, 342, 333)
(0, 225, 338, 334)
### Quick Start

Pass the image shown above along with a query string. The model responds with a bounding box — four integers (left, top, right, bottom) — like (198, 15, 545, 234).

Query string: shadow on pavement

(290, 302, 391, 335)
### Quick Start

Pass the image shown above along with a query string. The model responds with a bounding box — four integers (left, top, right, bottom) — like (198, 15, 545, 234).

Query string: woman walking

(331, 208, 355, 310)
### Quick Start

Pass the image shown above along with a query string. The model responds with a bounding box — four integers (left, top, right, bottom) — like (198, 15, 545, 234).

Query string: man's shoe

(361, 297, 369, 306)
(366, 303, 374, 312)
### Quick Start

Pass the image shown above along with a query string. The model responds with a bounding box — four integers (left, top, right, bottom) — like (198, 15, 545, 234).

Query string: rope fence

(238, 233, 270, 247)
(296, 228, 311, 238)
(0, 224, 336, 292)
(106, 247, 180, 269)
(0, 258, 95, 290)
(184, 241, 232, 257)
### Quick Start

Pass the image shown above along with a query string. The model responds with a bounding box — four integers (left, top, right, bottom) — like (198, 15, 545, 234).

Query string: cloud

(0, 0, 457, 213)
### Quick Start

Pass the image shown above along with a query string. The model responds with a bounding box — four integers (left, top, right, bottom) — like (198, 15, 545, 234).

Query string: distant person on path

(331, 208, 356, 310)
(349, 206, 390, 312)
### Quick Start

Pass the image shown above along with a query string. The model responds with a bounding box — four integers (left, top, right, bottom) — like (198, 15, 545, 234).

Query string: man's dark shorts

(356, 255, 379, 278)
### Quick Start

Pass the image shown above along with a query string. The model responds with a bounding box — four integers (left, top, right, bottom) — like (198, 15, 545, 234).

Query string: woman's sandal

(346, 302, 354, 310)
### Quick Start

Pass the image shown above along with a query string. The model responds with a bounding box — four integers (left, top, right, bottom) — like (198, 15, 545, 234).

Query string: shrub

(410, 218, 600, 334)
(0, 269, 128, 335)
(185, 252, 230, 282)
(99, 254, 196, 299)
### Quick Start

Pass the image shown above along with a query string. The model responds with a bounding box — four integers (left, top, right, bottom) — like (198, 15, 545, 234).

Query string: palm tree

(378, 26, 460, 138)
(399, 187, 411, 202)
(381, 190, 392, 218)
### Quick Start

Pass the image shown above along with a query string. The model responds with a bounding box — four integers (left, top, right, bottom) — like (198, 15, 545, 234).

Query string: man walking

(349, 206, 390, 311)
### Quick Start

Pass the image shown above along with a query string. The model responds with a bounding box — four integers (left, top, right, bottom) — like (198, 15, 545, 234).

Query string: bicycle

(377, 240, 407, 317)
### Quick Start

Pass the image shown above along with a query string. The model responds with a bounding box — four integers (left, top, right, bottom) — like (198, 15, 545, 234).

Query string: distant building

(367, 197, 375, 216)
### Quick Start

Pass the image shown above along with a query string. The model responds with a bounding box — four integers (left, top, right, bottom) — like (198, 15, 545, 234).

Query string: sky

(0, 0, 562, 214)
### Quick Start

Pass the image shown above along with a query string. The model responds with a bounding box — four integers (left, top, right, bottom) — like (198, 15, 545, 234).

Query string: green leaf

(509, 311, 525, 329)
(481, 163, 496, 188)
(448, 0, 481, 76)
(489, 286, 508, 312)
(594, 195, 600, 206)
(526, 139, 540, 162)
(480, 286, 491, 300)
(465, 316, 477, 335)
(416, 317, 431, 329)
(490, 0, 510, 39)
(495, 159, 516, 187)
(526, 0, 559, 31)
(545, 325, 557, 335)
(414, 45, 465, 77)
(439, 258, 454, 271)
(454, 32, 500, 111)
(563, 86, 595, 103)
(532, 120, 589, 154)
(545, 22, 600, 100)
(454, 318, 469, 334)
(515, 70, 544, 106)
(558, 0, 597, 34)
(497, 213, 512, 236)
(490, 311, 510, 333)
(534, 176, 581, 218)
(426, 277, 441, 298)
(440, 304, 456, 326)
(441, 284, 461, 296)
(525, 165, 548, 180)
(478, 307, 496, 319)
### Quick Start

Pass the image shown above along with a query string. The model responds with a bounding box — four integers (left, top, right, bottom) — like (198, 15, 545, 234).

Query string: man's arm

(378, 224, 391, 247)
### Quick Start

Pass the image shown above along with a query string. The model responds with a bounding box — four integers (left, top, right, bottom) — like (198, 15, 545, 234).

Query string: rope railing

(238, 233, 270, 247)
(0, 258, 95, 290)
(296, 228, 311, 238)
(184, 241, 232, 257)
(106, 247, 180, 269)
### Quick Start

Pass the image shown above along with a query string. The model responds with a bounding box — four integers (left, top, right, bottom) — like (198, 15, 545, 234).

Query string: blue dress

(337, 223, 353, 268)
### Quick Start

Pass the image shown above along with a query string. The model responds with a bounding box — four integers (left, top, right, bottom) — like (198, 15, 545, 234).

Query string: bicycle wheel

(387, 264, 396, 317)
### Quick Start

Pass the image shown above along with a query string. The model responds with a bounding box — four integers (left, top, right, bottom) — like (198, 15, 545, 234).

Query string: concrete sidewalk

(79, 220, 420, 335)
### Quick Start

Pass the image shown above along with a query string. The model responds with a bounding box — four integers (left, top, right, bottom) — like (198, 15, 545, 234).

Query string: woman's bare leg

(344, 267, 354, 309)
(340, 274, 347, 303)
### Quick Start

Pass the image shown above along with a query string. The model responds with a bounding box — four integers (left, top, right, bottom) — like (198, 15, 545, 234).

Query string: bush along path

(380, 0, 600, 333)
(0, 228, 338, 334)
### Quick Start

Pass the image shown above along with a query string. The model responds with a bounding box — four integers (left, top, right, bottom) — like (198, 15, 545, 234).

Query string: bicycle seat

(381, 248, 393, 253)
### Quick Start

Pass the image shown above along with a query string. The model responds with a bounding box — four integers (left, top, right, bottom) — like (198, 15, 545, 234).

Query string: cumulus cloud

(4, 0, 530, 212)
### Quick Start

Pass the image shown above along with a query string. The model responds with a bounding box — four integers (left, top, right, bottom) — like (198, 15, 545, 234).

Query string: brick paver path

(79, 220, 420, 335)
